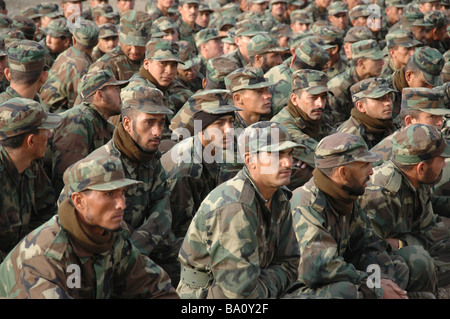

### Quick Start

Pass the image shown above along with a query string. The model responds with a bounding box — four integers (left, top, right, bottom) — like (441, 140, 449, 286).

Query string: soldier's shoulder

(367, 161, 402, 194)
(161, 137, 203, 178)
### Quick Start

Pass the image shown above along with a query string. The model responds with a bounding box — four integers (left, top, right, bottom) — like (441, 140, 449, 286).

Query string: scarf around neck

(287, 99, 321, 138)
(351, 108, 393, 135)
(113, 124, 155, 163)
(138, 65, 170, 92)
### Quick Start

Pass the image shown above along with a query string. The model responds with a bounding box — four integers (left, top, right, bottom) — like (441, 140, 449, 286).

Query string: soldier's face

(361, 58, 384, 77)
(202, 115, 235, 150)
(163, 28, 179, 42)
(117, 0, 135, 13)
(262, 52, 283, 71)
(390, 46, 415, 68)
(237, 88, 272, 116)
(405, 70, 433, 88)
(46, 35, 71, 54)
(102, 85, 122, 115)
(249, 2, 266, 15)
(290, 22, 309, 33)
(120, 43, 145, 62)
(271, 2, 286, 16)
(179, 3, 199, 24)
(223, 42, 238, 55)
(196, 11, 210, 28)
(359, 94, 393, 120)
(345, 0, 362, 10)
(235, 36, 252, 60)
(329, 13, 349, 30)
(94, 15, 115, 26)
(158, 0, 174, 8)
(420, 156, 446, 185)
(410, 112, 444, 130)
(98, 36, 118, 53)
(201, 38, 224, 60)
(177, 66, 197, 83)
(342, 161, 373, 196)
(126, 113, 166, 153)
(385, 6, 403, 24)
(32, 129, 52, 160)
(316, 0, 331, 9)
(295, 90, 327, 121)
(410, 26, 428, 43)
(420, 1, 441, 13)
(145, 59, 178, 87)
(77, 187, 127, 233)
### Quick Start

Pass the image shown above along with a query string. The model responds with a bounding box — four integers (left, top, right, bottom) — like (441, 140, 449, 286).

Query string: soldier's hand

(386, 237, 399, 249)
(294, 160, 307, 169)
(380, 279, 408, 299)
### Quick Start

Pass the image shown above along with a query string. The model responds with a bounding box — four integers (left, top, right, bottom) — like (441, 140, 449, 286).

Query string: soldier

(424, 9, 449, 54)
(271, 69, 335, 190)
(248, 0, 269, 15)
(81, 0, 108, 21)
(328, 39, 385, 125)
(92, 3, 116, 26)
(383, 0, 405, 33)
(39, 2, 64, 29)
(225, 66, 275, 128)
(265, 37, 330, 115)
(0, 98, 61, 262)
(91, 23, 118, 61)
(359, 124, 450, 297)
(304, 0, 330, 22)
(153, 16, 180, 42)
(337, 77, 397, 149)
(69, 85, 181, 285)
(380, 29, 421, 79)
(341, 25, 375, 62)
(327, 1, 350, 32)
(318, 25, 347, 79)
(40, 19, 99, 113)
(177, 121, 301, 298)
(265, 0, 290, 25)
(195, 28, 225, 76)
(116, 0, 135, 14)
(176, 40, 203, 94)
(196, 3, 213, 28)
(0, 39, 6, 93)
(177, 0, 201, 52)
(50, 69, 127, 196)
(419, 0, 442, 13)
(146, 0, 175, 20)
(287, 132, 415, 299)
(289, 9, 313, 33)
(161, 89, 241, 238)
(246, 33, 287, 73)
(0, 154, 179, 299)
(88, 10, 152, 81)
(0, 40, 48, 104)
(41, 18, 72, 68)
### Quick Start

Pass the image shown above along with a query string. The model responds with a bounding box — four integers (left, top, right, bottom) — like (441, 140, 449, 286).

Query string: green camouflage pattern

(350, 77, 396, 103)
(177, 167, 299, 298)
(409, 46, 445, 86)
(290, 9, 313, 23)
(204, 56, 239, 89)
(194, 28, 223, 48)
(247, 33, 288, 58)
(391, 123, 450, 165)
(153, 16, 178, 33)
(344, 26, 376, 43)
(7, 39, 47, 72)
(399, 11, 433, 28)
(317, 25, 345, 47)
(177, 18, 201, 55)
(38, 3, 63, 18)
(291, 69, 329, 94)
(42, 18, 71, 38)
(11, 15, 36, 40)
(401, 87, 450, 115)
(0, 14, 11, 30)
(424, 9, 449, 28)
(177, 40, 201, 71)
(235, 18, 265, 37)
(225, 66, 274, 92)
(145, 39, 183, 63)
(328, 1, 348, 16)
(70, 19, 99, 47)
(98, 22, 118, 39)
(351, 39, 384, 60)
(385, 29, 421, 48)
(121, 85, 173, 115)
(92, 3, 116, 19)
(78, 69, 128, 101)
(21, 6, 42, 20)
(118, 10, 152, 46)
(294, 37, 330, 68)
(385, 0, 406, 7)
(349, 4, 370, 21)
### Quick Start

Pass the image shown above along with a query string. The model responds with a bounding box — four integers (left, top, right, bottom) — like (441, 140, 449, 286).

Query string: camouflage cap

(328, 1, 349, 15)
(235, 19, 265, 37)
(42, 18, 71, 38)
(79, 69, 128, 100)
(121, 85, 173, 115)
(410, 46, 445, 86)
(21, 6, 43, 20)
(424, 9, 449, 28)
(179, 0, 201, 5)
(289, 31, 313, 49)
(400, 11, 433, 28)
(247, 33, 288, 58)
(344, 26, 375, 43)
(294, 38, 330, 69)
(7, 39, 47, 72)
(153, 16, 178, 32)
(351, 39, 384, 60)
(315, 132, 381, 168)
(292, 69, 329, 94)
(63, 155, 141, 197)
(0, 97, 61, 140)
(350, 77, 396, 103)
(269, 24, 292, 39)
(392, 123, 450, 165)
(195, 28, 224, 48)
(38, 3, 63, 18)
(210, 15, 236, 31)
(225, 66, 275, 92)
(149, 25, 167, 39)
(11, 15, 36, 40)
(1, 30, 26, 47)
(240, 121, 303, 154)
(289, 9, 313, 23)
(145, 39, 183, 63)
(71, 19, 99, 47)
(385, 0, 406, 7)
(177, 40, 201, 70)
(119, 10, 152, 46)
(317, 26, 345, 47)
(206, 56, 239, 86)
(222, 27, 236, 44)
(385, 29, 421, 49)
(199, 3, 214, 12)
(92, 3, 116, 18)
(349, 4, 370, 20)
(98, 23, 118, 39)
(0, 14, 12, 30)
(192, 89, 242, 115)
(401, 87, 450, 115)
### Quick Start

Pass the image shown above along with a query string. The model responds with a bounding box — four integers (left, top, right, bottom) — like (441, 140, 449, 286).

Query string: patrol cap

(317, 26, 345, 47)
(153, 16, 178, 32)
(225, 66, 275, 92)
(350, 77, 396, 103)
(328, 1, 349, 15)
(195, 28, 224, 48)
(349, 4, 370, 20)
(63, 155, 141, 197)
(351, 39, 384, 60)
(7, 39, 47, 72)
(92, 3, 116, 18)
(294, 38, 330, 69)
(385, 29, 421, 49)
(177, 40, 201, 70)
(145, 39, 183, 63)
(289, 9, 313, 23)
(247, 33, 288, 58)
(71, 19, 99, 47)
(269, 24, 292, 39)
(235, 19, 265, 37)
(424, 9, 449, 28)
(206, 56, 239, 87)
(119, 10, 152, 46)
(38, 3, 63, 18)
(344, 26, 375, 43)
(42, 18, 71, 38)
(292, 69, 329, 94)
(392, 123, 450, 165)
(0, 97, 61, 140)
(121, 85, 173, 115)
(385, 0, 406, 7)
(79, 69, 128, 100)
(21, 7, 43, 20)
(179, 0, 201, 5)
(400, 11, 433, 28)
(409, 46, 445, 86)
(98, 23, 118, 39)
(240, 121, 303, 154)
(11, 15, 36, 40)
(401, 87, 450, 115)
(315, 132, 381, 168)
(199, 3, 214, 12)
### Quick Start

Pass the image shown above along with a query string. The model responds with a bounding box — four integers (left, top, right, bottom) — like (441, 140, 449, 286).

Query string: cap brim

(263, 140, 305, 152)
(38, 113, 62, 130)
(423, 72, 443, 86)
(242, 81, 275, 90)
(124, 104, 174, 115)
(305, 85, 329, 95)
(87, 179, 142, 191)
(178, 57, 201, 70)
(419, 107, 450, 115)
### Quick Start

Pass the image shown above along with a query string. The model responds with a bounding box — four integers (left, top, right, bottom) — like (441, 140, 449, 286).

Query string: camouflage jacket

(264, 63, 293, 115)
(222, 48, 247, 69)
(0, 147, 57, 262)
(290, 177, 399, 289)
(177, 167, 299, 299)
(79, 138, 174, 260)
(0, 202, 178, 299)
(326, 57, 348, 80)
(0, 86, 42, 105)
(161, 135, 221, 238)
(88, 45, 142, 81)
(50, 102, 115, 196)
(40, 46, 94, 113)
(359, 161, 450, 250)
(177, 20, 201, 55)
(304, 1, 328, 21)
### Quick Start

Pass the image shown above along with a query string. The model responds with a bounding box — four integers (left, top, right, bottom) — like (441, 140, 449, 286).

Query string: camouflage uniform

(177, 122, 301, 299)
(328, 39, 385, 126)
(246, 33, 288, 73)
(265, 37, 330, 115)
(11, 15, 36, 41)
(337, 77, 397, 149)
(176, 40, 203, 94)
(91, 23, 119, 62)
(195, 28, 225, 76)
(317, 26, 348, 80)
(87, 10, 152, 81)
(177, 0, 202, 53)
(304, 0, 328, 22)
(359, 124, 450, 296)
(288, 133, 410, 299)
(271, 69, 335, 190)
(50, 69, 128, 196)
(0, 155, 178, 299)
(39, 18, 72, 68)
(161, 90, 241, 238)
(424, 9, 449, 54)
(40, 20, 99, 113)
(0, 98, 61, 262)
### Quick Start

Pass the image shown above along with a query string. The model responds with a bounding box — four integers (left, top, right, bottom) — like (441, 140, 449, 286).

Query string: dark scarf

(351, 108, 393, 135)
(138, 65, 170, 92)
(287, 99, 321, 138)
(313, 168, 357, 216)
(58, 199, 115, 254)
(392, 67, 409, 92)
(113, 124, 155, 163)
